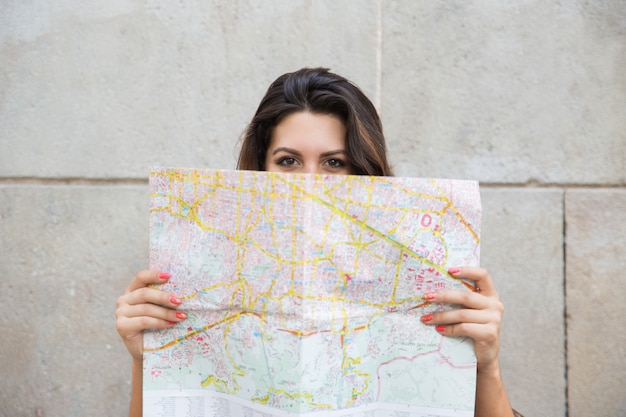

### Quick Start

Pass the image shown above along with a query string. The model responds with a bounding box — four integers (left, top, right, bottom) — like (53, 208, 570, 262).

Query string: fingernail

(176, 311, 187, 320)
(167, 321, 177, 326)
(159, 271, 171, 280)
(424, 292, 437, 300)
(421, 314, 433, 323)
(169, 296, 181, 305)
(435, 325, 446, 333)
(447, 267, 461, 275)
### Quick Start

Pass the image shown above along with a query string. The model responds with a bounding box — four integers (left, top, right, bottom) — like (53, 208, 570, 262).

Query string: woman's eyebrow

(319, 150, 347, 158)
(270, 147, 302, 156)
(270, 148, 348, 158)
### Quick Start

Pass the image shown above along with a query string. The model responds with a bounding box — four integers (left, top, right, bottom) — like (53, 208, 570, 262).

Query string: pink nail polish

(159, 271, 171, 280)
(176, 311, 187, 320)
(436, 325, 446, 333)
(424, 292, 437, 300)
(421, 314, 433, 323)
(447, 267, 461, 275)
(169, 296, 181, 305)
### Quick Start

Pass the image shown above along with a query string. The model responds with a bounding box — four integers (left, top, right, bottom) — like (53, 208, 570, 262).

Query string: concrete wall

(1, 1, 624, 416)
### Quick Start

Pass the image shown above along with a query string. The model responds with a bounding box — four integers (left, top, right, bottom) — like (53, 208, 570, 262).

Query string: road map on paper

(145, 167, 481, 417)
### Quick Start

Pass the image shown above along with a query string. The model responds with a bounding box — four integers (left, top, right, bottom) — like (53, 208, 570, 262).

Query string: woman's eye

(277, 157, 298, 166)
(325, 158, 345, 168)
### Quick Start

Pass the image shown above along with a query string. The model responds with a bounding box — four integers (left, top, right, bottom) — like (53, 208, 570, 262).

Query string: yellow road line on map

(143, 311, 263, 352)
(149, 171, 478, 353)
(273, 175, 456, 280)
(429, 178, 480, 244)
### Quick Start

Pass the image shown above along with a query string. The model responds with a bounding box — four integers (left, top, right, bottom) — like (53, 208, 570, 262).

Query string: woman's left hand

(421, 266, 504, 372)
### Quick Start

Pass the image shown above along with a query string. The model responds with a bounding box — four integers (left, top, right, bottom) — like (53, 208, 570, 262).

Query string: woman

(116, 67, 519, 417)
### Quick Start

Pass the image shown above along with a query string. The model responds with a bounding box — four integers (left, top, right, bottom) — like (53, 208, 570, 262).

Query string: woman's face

(264, 111, 351, 175)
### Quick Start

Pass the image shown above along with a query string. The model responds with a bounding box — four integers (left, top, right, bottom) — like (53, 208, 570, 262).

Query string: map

(144, 167, 481, 417)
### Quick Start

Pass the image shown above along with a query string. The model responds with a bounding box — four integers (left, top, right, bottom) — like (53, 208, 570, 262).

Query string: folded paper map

(144, 167, 481, 417)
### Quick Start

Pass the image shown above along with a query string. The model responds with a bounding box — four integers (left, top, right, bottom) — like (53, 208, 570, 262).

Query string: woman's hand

(421, 266, 504, 372)
(115, 270, 187, 362)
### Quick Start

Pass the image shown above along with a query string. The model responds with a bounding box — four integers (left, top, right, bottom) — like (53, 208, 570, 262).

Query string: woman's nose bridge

(301, 160, 321, 175)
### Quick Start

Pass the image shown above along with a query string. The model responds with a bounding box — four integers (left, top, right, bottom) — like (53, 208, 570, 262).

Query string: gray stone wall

(1, 1, 624, 416)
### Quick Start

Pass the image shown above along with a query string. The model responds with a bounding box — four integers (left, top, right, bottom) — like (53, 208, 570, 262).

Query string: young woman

(116, 67, 519, 417)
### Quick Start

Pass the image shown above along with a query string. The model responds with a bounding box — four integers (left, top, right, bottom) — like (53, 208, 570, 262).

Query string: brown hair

(237, 68, 392, 176)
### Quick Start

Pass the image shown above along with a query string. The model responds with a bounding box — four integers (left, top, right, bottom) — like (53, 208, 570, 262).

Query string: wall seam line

(1, 178, 624, 189)
(375, 0, 383, 112)
(562, 189, 569, 417)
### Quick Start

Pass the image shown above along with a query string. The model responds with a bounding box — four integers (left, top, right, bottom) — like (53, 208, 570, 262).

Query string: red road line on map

(461, 280, 479, 292)
(276, 328, 332, 337)
(144, 311, 264, 352)
(409, 301, 430, 311)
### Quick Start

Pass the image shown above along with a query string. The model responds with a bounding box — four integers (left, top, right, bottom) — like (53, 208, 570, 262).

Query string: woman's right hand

(115, 270, 187, 362)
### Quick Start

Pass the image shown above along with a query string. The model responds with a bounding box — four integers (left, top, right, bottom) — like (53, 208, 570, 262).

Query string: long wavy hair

(237, 68, 392, 176)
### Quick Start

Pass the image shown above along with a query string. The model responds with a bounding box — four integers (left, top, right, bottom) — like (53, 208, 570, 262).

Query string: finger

(434, 322, 481, 337)
(435, 323, 500, 353)
(423, 307, 494, 326)
(426, 289, 494, 310)
(448, 266, 498, 298)
(119, 286, 183, 309)
(118, 301, 187, 323)
(116, 315, 180, 339)
(127, 269, 170, 293)
(435, 321, 499, 343)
